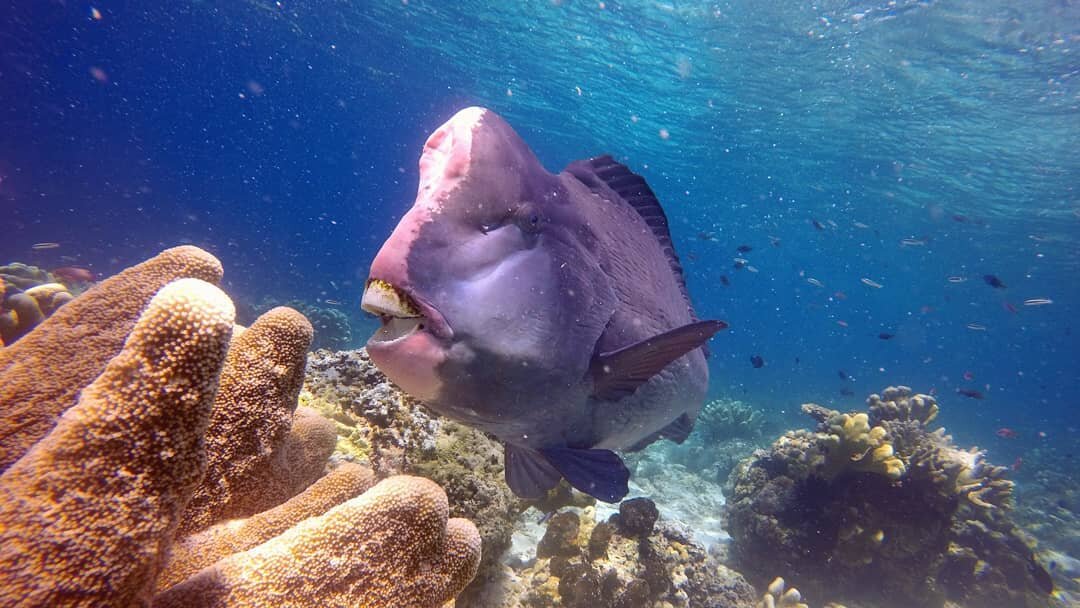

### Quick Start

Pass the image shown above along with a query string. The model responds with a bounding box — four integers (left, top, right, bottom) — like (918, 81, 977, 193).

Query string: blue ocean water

(2, 0, 1077, 504)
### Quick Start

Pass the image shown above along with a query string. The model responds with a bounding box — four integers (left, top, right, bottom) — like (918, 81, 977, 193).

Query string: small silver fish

(860, 278, 883, 289)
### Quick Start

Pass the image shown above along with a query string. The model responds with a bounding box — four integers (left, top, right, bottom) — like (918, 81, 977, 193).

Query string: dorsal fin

(565, 155, 694, 319)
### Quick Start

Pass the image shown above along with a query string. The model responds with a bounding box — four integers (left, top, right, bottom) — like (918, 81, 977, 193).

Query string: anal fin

(504, 444, 562, 499)
(539, 446, 629, 503)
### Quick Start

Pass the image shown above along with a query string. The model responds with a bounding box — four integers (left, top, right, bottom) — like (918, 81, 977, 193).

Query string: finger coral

(0, 245, 224, 469)
(158, 462, 376, 590)
(0, 247, 482, 607)
(0, 278, 236, 606)
(154, 476, 482, 608)
(179, 306, 319, 534)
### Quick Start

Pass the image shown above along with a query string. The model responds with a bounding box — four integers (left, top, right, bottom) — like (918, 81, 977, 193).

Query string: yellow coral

(758, 577, 809, 608)
(822, 412, 906, 480)
(23, 282, 73, 315)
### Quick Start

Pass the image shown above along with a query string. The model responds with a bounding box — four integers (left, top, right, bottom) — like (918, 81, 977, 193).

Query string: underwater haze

(2, 1, 1078, 605)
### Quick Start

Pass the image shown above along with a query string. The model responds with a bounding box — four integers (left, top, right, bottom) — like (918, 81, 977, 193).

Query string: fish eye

(529, 213, 539, 225)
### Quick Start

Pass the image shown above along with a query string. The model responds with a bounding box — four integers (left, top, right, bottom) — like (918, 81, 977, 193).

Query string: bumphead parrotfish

(361, 107, 726, 502)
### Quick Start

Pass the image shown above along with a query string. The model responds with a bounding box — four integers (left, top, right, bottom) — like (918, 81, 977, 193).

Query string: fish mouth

(361, 278, 449, 343)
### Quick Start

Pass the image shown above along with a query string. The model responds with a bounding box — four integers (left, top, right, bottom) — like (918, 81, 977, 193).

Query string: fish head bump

(362, 107, 614, 420)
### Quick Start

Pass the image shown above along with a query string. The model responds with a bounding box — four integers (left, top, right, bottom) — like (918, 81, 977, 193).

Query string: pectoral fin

(590, 320, 727, 401)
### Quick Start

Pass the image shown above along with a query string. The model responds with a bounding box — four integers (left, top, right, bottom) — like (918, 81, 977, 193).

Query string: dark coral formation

(508, 506, 757, 608)
(724, 385, 1055, 608)
(614, 497, 660, 538)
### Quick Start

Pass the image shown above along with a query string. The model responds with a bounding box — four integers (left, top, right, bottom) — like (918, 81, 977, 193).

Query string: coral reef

(480, 500, 758, 608)
(724, 386, 1055, 608)
(0, 247, 481, 607)
(0, 262, 76, 344)
(302, 347, 525, 604)
(632, 397, 770, 486)
(696, 397, 769, 444)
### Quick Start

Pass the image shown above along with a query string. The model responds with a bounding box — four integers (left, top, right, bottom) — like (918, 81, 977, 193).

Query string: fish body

(360, 108, 724, 502)
(984, 274, 1006, 289)
(51, 266, 95, 283)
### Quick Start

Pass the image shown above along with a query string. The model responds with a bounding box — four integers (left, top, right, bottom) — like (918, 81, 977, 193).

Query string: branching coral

(303, 347, 522, 603)
(179, 306, 324, 534)
(159, 462, 376, 590)
(866, 385, 939, 426)
(694, 397, 766, 444)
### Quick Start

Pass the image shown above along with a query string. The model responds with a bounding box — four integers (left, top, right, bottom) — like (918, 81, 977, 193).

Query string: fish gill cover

(1, 1, 1077, 607)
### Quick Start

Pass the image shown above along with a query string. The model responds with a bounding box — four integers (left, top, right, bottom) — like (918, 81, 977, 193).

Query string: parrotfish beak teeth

(362, 279, 429, 345)
(362, 279, 422, 319)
